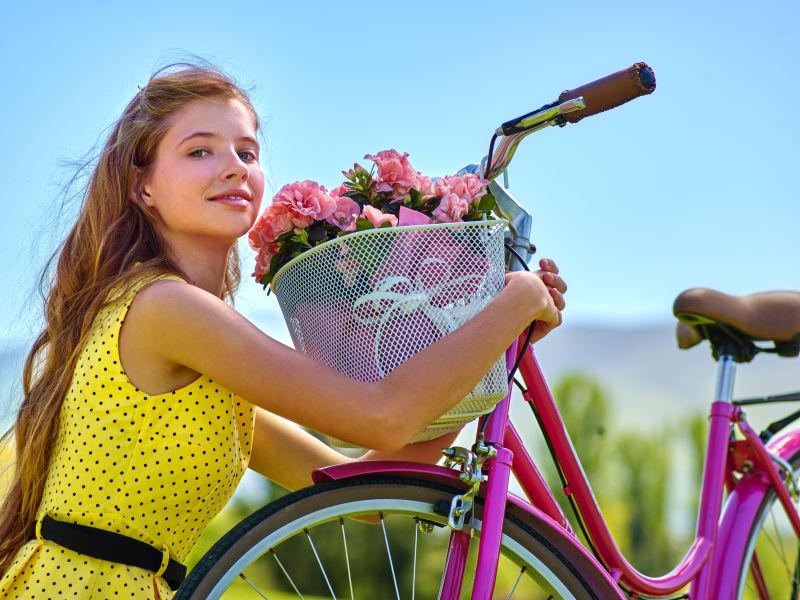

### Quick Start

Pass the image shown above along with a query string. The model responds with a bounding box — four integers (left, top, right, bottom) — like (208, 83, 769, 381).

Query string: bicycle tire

(737, 449, 800, 599)
(175, 475, 618, 599)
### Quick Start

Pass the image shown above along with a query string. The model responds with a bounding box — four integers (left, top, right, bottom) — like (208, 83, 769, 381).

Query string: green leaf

(266, 252, 285, 283)
(275, 230, 296, 244)
(355, 217, 375, 231)
(290, 229, 311, 247)
(478, 192, 496, 213)
(408, 188, 422, 209)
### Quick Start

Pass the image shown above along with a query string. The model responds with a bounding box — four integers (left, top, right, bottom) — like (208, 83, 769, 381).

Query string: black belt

(38, 515, 186, 591)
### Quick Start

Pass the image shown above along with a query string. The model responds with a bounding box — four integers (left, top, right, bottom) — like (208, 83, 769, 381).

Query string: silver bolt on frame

(441, 442, 497, 531)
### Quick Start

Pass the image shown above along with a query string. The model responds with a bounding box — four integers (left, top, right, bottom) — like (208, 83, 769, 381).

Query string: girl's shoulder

(105, 265, 188, 309)
(90, 267, 196, 396)
(90, 266, 190, 353)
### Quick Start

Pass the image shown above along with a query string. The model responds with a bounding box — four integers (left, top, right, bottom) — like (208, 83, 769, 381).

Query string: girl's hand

(529, 258, 566, 342)
(535, 258, 567, 312)
(504, 258, 567, 343)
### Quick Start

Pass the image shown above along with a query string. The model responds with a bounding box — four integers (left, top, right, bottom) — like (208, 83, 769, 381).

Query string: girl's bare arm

(248, 407, 460, 491)
(127, 271, 555, 450)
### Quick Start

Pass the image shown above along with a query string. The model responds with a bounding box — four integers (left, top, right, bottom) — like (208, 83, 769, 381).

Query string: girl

(0, 61, 566, 599)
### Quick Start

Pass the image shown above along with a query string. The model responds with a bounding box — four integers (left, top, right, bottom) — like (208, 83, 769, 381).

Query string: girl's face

(136, 97, 266, 247)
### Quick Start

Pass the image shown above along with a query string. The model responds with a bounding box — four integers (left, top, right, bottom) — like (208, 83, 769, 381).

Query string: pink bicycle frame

(315, 335, 800, 599)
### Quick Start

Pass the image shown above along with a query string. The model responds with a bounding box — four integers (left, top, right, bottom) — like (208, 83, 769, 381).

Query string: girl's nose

(220, 151, 248, 181)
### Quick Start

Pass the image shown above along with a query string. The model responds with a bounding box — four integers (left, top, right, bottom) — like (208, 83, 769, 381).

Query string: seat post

(714, 354, 737, 403)
(689, 353, 739, 598)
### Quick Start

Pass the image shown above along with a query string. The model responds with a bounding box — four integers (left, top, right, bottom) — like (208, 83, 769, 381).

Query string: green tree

(685, 413, 708, 525)
(546, 373, 611, 501)
(534, 372, 612, 550)
(616, 432, 673, 574)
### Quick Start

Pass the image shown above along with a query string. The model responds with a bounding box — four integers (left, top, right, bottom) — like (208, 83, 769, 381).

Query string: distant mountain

(531, 321, 799, 432)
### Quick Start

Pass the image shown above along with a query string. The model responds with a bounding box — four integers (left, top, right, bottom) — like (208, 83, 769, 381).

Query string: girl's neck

(165, 238, 232, 297)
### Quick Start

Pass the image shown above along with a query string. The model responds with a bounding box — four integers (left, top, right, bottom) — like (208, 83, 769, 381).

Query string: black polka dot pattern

(0, 274, 255, 599)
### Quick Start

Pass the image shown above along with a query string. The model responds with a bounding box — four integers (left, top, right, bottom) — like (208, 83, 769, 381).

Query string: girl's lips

(209, 197, 249, 208)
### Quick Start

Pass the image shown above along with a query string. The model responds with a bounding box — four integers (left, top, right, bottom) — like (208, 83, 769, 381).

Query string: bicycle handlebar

(557, 61, 656, 124)
(497, 62, 656, 136)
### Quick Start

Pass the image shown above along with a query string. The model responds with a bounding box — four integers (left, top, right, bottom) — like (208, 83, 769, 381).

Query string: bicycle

(174, 63, 800, 599)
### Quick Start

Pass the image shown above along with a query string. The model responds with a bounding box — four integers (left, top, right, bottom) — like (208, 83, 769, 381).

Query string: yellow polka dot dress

(0, 273, 255, 599)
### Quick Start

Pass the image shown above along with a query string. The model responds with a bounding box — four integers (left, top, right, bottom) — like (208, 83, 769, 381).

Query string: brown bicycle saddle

(673, 288, 800, 362)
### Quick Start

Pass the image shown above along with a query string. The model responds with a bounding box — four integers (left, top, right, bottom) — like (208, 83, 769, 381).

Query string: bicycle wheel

(738, 450, 800, 599)
(176, 475, 617, 599)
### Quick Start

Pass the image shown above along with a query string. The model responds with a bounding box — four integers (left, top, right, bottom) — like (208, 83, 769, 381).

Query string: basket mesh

(272, 220, 508, 446)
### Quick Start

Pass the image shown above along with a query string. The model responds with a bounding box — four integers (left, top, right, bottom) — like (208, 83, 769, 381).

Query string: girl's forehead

(166, 98, 256, 140)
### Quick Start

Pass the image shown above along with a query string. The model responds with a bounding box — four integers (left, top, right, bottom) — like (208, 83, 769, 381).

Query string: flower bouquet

(248, 149, 509, 446)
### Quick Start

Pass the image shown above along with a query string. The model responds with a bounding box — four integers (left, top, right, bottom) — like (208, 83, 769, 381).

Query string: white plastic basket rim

(270, 218, 509, 289)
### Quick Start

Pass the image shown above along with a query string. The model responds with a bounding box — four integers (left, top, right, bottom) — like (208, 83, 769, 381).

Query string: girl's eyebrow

(177, 131, 260, 149)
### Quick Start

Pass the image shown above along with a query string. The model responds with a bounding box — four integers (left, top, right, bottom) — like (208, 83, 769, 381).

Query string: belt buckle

(34, 515, 46, 542)
(155, 543, 171, 578)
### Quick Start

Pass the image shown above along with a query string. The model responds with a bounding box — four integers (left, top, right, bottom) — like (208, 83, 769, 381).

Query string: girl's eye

(190, 148, 257, 161)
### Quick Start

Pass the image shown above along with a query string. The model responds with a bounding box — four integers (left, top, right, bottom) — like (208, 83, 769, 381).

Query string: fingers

(535, 258, 567, 294)
(549, 287, 565, 311)
(542, 272, 567, 294)
(539, 258, 559, 275)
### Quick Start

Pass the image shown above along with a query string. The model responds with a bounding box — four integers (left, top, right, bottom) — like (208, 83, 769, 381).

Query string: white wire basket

(271, 219, 509, 446)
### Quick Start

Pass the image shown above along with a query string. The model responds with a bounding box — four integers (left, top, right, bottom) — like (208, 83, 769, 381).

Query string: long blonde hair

(0, 59, 261, 573)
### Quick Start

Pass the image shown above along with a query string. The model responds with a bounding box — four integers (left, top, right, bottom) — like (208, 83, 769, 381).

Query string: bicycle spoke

(506, 565, 527, 600)
(339, 518, 354, 600)
(770, 508, 791, 571)
(763, 520, 792, 580)
(437, 535, 454, 600)
(379, 513, 401, 600)
(238, 571, 272, 600)
(269, 549, 305, 599)
(749, 553, 770, 600)
(412, 518, 419, 600)
(460, 569, 476, 600)
(305, 528, 338, 600)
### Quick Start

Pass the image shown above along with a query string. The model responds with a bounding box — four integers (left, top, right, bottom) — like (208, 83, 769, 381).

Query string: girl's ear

(129, 166, 154, 208)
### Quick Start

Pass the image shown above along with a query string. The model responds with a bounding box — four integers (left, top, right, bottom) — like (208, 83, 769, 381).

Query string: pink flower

(361, 205, 398, 228)
(459, 173, 489, 204)
(432, 176, 449, 198)
(252, 243, 279, 282)
(325, 185, 361, 232)
(248, 204, 294, 250)
(416, 174, 435, 199)
(432, 193, 469, 223)
(272, 180, 337, 227)
(364, 149, 420, 203)
(434, 173, 488, 205)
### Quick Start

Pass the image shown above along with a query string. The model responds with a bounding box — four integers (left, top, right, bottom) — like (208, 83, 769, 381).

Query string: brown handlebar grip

(558, 62, 656, 124)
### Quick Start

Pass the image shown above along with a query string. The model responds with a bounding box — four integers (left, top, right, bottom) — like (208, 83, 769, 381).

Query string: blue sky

(1, 0, 798, 345)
